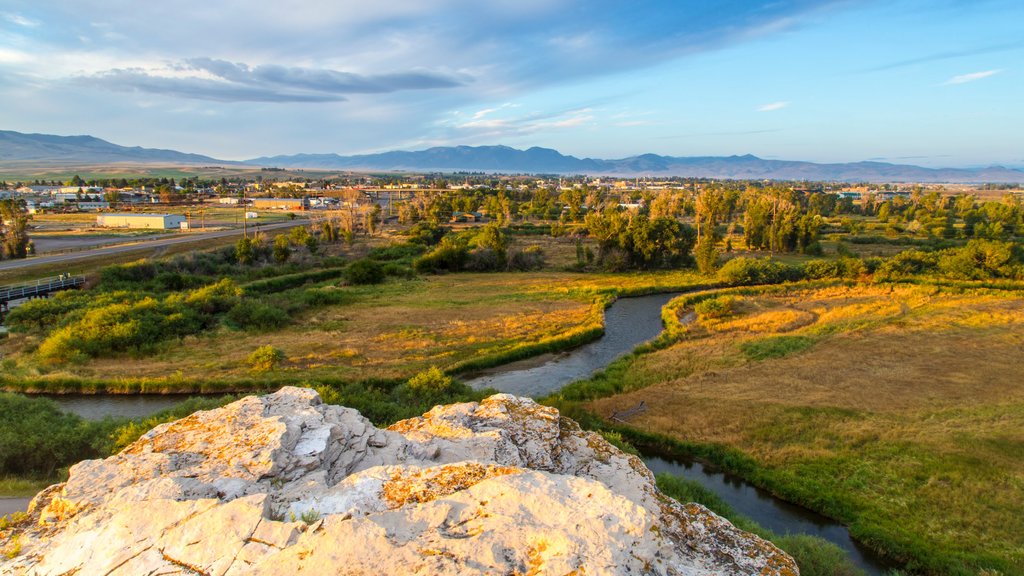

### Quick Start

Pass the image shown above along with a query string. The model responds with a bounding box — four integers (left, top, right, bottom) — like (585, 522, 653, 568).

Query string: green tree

(0, 199, 31, 260)
(272, 234, 291, 263)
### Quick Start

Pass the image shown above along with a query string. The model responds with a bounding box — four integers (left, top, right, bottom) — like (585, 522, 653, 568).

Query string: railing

(0, 275, 86, 305)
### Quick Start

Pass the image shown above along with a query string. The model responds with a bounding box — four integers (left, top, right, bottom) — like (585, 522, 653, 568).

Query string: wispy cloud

(943, 69, 1003, 85)
(76, 58, 467, 103)
(757, 101, 789, 112)
(3, 12, 39, 27)
(864, 41, 1024, 72)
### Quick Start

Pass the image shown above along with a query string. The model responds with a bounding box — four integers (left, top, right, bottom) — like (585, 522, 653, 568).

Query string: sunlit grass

(577, 282, 1024, 574)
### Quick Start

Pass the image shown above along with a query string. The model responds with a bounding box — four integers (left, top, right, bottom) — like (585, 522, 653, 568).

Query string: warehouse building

(96, 213, 187, 230)
(250, 197, 309, 210)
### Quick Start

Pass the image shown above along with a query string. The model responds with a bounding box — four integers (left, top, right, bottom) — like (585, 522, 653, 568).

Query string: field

(577, 283, 1024, 574)
(0, 257, 705, 389)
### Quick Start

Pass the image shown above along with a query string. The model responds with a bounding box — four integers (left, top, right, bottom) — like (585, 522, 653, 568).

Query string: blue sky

(1, 0, 1021, 166)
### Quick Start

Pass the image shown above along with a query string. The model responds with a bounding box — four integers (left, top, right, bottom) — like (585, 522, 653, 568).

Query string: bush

(936, 239, 1021, 280)
(300, 287, 349, 308)
(406, 222, 448, 245)
(0, 393, 117, 477)
(225, 300, 291, 331)
(345, 258, 386, 285)
(243, 267, 346, 294)
(404, 366, 454, 394)
(367, 243, 426, 262)
(802, 258, 866, 280)
(718, 257, 801, 286)
(874, 250, 938, 280)
(694, 295, 736, 319)
(247, 345, 284, 372)
(464, 248, 503, 272)
(413, 238, 469, 274)
(507, 246, 546, 271)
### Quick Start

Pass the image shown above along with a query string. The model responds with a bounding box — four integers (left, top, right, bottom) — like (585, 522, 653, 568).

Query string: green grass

(738, 335, 817, 360)
(0, 476, 56, 498)
(655, 473, 866, 576)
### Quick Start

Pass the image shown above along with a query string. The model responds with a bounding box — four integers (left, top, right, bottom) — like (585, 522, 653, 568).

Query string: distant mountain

(249, 145, 1024, 184)
(3, 130, 1022, 183)
(0, 130, 230, 165)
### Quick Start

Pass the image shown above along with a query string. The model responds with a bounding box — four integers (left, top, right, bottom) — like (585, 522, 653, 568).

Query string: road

(0, 220, 307, 273)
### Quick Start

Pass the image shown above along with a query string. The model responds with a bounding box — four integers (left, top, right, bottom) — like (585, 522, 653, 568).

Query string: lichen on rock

(1, 387, 798, 575)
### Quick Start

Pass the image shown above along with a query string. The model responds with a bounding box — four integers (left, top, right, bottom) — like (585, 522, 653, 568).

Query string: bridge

(0, 275, 86, 319)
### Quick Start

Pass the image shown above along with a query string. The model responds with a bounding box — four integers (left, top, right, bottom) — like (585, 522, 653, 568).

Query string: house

(96, 213, 187, 230)
(450, 211, 485, 223)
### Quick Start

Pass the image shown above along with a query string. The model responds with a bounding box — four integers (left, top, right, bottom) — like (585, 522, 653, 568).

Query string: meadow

(560, 281, 1024, 575)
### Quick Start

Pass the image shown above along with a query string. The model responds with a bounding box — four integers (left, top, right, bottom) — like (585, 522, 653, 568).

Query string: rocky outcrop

(1, 387, 798, 575)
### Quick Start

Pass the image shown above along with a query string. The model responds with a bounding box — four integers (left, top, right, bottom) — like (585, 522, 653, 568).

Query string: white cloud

(757, 101, 789, 112)
(3, 13, 40, 27)
(943, 69, 1003, 85)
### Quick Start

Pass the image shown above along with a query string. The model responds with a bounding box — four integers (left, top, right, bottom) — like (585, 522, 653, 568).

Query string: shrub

(367, 243, 426, 262)
(801, 259, 866, 280)
(718, 257, 801, 286)
(413, 238, 469, 274)
(694, 296, 736, 319)
(507, 246, 546, 271)
(874, 250, 938, 280)
(0, 393, 117, 477)
(464, 248, 503, 272)
(247, 345, 284, 372)
(225, 300, 291, 331)
(300, 287, 349, 308)
(345, 258, 386, 285)
(936, 239, 1021, 280)
(404, 366, 454, 394)
(406, 222, 448, 245)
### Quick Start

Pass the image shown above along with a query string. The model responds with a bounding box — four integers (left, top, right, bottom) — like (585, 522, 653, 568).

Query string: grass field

(573, 282, 1024, 574)
(0, 267, 705, 389)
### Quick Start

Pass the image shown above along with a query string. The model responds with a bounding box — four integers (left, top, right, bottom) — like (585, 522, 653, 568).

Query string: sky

(1, 0, 1021, 167)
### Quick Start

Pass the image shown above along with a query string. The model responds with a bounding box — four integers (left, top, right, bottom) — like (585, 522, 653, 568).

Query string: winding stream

(29, 294, 893, 573)
(464, 293, 680, 396)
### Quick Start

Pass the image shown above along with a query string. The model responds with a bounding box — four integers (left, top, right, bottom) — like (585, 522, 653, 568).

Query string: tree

(272, 234, 291, 263)
(0, 199, 31, 260)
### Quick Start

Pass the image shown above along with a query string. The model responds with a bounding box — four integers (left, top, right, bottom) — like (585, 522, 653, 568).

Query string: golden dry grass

(587, 284, 1024, 572)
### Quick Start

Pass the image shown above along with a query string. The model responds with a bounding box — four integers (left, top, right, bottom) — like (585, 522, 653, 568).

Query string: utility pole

(242, 188, 247, 239)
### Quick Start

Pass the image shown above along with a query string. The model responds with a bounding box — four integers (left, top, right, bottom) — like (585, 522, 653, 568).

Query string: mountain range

(3, 130, 1023, 183)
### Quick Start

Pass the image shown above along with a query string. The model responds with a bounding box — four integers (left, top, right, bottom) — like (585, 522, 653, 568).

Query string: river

(464, 293, 680, 396)
(32, 293, 892, 573)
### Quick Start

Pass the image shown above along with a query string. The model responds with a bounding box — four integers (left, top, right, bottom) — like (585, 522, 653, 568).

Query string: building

(77, 201, 110, 211)
(250, 197, 309, 210)
(96, 213, 186, 230)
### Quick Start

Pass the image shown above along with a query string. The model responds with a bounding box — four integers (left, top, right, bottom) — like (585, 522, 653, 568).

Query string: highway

(0, 220, 307, 273)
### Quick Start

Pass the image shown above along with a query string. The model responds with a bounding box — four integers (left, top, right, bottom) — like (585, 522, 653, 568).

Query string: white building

(96, 213, 186, 230)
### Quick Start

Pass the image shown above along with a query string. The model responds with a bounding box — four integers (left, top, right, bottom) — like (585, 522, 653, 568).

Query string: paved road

(0, 220, 307, 273)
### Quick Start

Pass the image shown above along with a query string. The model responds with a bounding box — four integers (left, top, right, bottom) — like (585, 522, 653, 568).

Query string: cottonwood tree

(0, 199, 31, 260)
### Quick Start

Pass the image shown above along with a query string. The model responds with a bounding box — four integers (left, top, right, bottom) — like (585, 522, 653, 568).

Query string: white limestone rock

(1, 387, 798, 576)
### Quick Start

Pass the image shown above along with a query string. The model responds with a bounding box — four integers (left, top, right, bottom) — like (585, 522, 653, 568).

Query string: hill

(0, 130, 229, 165)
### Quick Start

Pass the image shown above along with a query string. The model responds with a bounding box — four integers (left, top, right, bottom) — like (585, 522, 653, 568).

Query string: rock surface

(1, 387, 798, 575)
